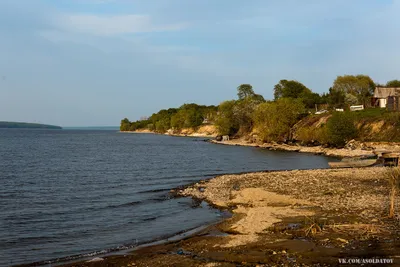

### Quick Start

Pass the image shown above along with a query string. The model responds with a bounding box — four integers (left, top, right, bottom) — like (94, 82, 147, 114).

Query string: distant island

(0, 121, 62, 129)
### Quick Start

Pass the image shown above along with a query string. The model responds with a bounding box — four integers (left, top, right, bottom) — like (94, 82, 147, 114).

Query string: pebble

(87, 257, 104, 262)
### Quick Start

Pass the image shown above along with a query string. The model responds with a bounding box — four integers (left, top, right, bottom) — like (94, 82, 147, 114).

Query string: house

(372, 87, 400, 110)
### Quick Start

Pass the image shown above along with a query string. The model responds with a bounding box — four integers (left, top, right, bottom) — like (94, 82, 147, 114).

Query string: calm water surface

(0, 129, 335, 266)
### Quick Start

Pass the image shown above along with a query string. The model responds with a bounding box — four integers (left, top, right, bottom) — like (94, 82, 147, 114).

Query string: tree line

(120, 104, 218, 133)
(121, 76, 400, 146)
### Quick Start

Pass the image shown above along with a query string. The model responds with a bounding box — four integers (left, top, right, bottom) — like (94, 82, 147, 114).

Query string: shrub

(296, 127, 320, 145)
(326, 112, 357, 147)
(296, 125, 329, 146)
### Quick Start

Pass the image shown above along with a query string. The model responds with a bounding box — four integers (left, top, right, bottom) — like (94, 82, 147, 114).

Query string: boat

(328, 159, 381, 169)
(328, 150, 400, 169)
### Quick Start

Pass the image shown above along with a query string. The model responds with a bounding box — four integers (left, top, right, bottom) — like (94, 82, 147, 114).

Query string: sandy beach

(63, 166, 400, 267)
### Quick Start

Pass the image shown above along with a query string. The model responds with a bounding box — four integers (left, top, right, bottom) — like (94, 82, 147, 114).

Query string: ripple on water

(0, 129, 333, 266)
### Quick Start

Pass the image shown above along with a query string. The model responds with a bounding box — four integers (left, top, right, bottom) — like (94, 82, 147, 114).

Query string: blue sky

(1, 0, 399, 127)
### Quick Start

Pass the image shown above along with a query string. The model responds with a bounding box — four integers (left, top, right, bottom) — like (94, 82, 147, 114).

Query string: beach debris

(304, 216, 323, 236)
(176, 248, 192, 255)
(336, 238, 349, 244)
(86, 257, 104, 262)
(232, 183, 240, 191)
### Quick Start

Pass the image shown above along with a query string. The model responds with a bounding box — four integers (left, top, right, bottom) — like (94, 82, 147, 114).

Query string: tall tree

(274, 80, 312, 100)
(386, 80, 400, 87)
(274, 79, 321, 108)
(215, 100, 239, 136)
(332, 75, 375, 106)
(326, 87, 346, 108)
(237, 84, 255, 99)
(232, 84, 266, 135)
(120, 118, 131, 131)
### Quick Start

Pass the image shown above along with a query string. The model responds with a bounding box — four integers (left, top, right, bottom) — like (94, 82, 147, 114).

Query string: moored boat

(328, 159, 380, 169)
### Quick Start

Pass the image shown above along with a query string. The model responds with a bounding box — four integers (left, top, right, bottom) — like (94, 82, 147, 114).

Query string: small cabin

(372, 87, 400, 110)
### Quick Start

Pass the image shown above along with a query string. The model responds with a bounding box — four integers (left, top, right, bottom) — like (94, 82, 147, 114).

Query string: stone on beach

(86, 257, 104, 262)
(180, 167, 397, 249)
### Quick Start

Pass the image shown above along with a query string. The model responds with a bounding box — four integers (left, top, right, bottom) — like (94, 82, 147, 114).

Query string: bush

(296, 125, 329, 146)
(296, 127, 319, 145)
(326, 112, 358, 147)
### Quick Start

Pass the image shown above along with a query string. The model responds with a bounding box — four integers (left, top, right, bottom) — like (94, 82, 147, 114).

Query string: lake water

(0, 129, 335, 266)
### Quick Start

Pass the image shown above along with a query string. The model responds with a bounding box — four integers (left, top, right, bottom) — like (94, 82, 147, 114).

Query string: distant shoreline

(0, 121, 62, 129)
(64, 126, 119, 130)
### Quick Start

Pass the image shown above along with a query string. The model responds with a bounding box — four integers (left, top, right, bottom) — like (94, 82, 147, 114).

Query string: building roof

(374, 87, 400, 98)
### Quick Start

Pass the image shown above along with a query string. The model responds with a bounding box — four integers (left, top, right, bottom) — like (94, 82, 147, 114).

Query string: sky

(1, 0, 400, 127)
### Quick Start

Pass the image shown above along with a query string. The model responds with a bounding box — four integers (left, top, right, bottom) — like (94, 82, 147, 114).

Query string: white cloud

(57, 14, 187, 36)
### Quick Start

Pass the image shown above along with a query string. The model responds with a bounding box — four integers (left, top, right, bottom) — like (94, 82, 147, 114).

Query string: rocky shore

(121, 125, 218, 138)
(123, 128, 400, 159)
(65, 167, 400, 267)
(210, 139, 400, 158)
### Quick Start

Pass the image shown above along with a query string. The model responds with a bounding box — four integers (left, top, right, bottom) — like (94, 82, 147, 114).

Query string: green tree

(120, 118, 131, 131)
(171, 112, 185, 129)
(252, 93, 266, 103)
(129, 123, 137, 131)
(237, 84, 255, 100)
(222, 84, 266, 135)
(202, 106, 218, 123)
(332, 75, 375, 106)
(215, 100, 239, 136)
(274, 80, 312, 100)
(233, 98, 258, 134)
(326, 112, 357, 147)
(326, 87, 346, 108)
(301, 92, 323, 109)
(169, 104, 206, 130)
(155, 118, 171, 133)
(320, 92, 330, 104)
(274, 80, 321, 108)
(345, 93, 358, 106)
(386, 80, 400, 87)
(253, 98, 306, 142)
